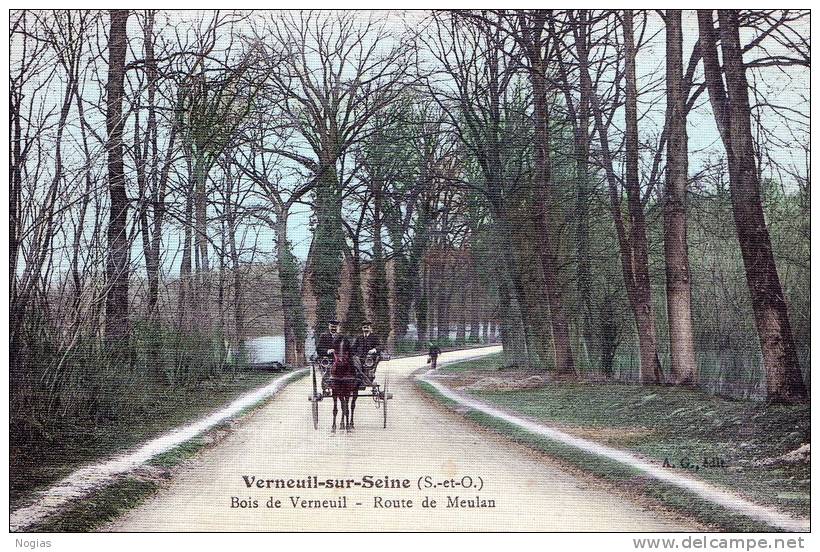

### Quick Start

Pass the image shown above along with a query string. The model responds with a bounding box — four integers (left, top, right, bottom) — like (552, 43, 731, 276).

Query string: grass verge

(437, 353, 509, 373)
(11, 371, 284, 506)
(31, 478, 161, 533)
(20, 370, 306, 532)
(31, 431, 219, 532)
(422, 355, 809, 530)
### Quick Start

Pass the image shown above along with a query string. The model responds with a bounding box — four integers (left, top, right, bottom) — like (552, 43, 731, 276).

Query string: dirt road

(106, 348, 694, 531)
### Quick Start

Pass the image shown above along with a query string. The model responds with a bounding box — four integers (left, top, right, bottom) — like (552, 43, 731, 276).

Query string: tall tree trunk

(476, 23, 532, 368)
(416, 260, 429, 345)
(456, 279, 467, 343)
(193, 155, 209, 325)
(468, 282, 480, 342)
(390, 250, 410, 342)
(622, 10, 662, 384)
(70, 109, 94, 328)
(580, 12, 660, 383)
(574, 91, 593, 365)
(217, 220, 226, 337)
(148, 125, 176, 317)
(698, 10, 807, 402)
(562, 11, 594, 361)
(491, 212, 530, 367)
(179, 157, 194, 330)
(311, 160, 344, 342)
(344, 241, 366, 333)
(141, 11, 174, 321)
(225, 176, 243, 348)
(530, 58, 576, 377)
(590, 60, 659, 384)
(436, 261, 449, 341)
(664, 10, 698, 385)
(276, 214, 307, 367)
(133, 18, 165, 381)
(232, 255, 243, 345)
(600, 299, 617, 377)
(10, 90, 22, 300)
(409, 206, 430, 346)
(194, 157, 209, 273)
(370, 180, 392, 345)
(104, 10, 130, 341)
(387, 224, 411, 342)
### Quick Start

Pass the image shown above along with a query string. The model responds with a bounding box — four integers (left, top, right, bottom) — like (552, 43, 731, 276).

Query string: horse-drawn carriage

(308, 350, 393, 431)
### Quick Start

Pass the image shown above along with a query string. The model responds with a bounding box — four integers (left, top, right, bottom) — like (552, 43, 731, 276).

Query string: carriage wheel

(382, 374, 389, 429)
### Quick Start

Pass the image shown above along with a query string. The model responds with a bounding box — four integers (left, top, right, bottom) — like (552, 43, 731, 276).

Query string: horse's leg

(331, 394, 338, 434)
(349, 392, 357, 430)
(341, 395, 350, 432)
(338, 395, 345, 431)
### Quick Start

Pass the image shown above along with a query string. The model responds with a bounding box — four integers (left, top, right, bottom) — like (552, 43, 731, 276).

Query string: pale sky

(11, 10, 809, 280)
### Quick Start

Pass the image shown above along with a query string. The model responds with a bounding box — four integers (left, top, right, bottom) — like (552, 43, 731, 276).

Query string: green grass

(393, 339, 424, 354)
(149, 436, 210, 469)
(439, 352, 506, 373)
(422, 355, 809, 529)
(29, 434, 212, 533)
(473, 384, 809, 517)
(23, 371, 306, 533)
(464, 409, 774, 532)
(31, 478, 160, 532)
(11, 371, 281, 506)
(417, 381, 461, 409)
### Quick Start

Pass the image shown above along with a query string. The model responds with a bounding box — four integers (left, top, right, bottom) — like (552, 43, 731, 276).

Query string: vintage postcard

(8, 6, 811, 547)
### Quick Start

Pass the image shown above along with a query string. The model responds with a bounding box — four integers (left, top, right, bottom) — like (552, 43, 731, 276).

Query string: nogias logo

(15, 540, 52, 549)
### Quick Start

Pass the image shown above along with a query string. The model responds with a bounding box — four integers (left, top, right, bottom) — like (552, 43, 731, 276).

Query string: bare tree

(422, 12, 533, 367)
(574, 11, 664, 383)
(550, 10, 596, 361)
(255, 11, 413, 341)
(620, 10, 663, 383)
(513, 9, 577, 376)
(663, 10, 697, 385)
(104, 9, 131, 341)
(698, 9, 807, 402)
(132, 10, 179, 322)
(230, 113, 312, 366)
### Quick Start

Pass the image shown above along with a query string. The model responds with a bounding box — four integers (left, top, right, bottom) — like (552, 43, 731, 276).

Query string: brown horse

(330, 338, 357, 433)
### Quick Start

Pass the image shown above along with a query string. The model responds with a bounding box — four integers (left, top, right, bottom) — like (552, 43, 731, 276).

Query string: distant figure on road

(427, 342, 442, 370)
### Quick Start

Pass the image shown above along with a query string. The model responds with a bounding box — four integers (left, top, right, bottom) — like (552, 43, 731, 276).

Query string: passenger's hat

(328, 319, 340, 326)
(361, 320, 373, 326)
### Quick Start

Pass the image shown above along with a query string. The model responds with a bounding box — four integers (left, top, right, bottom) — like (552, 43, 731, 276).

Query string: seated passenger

(315, 320, 353, 382)
(352, 320, 382, 382)
(316, 320, 343, 358)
